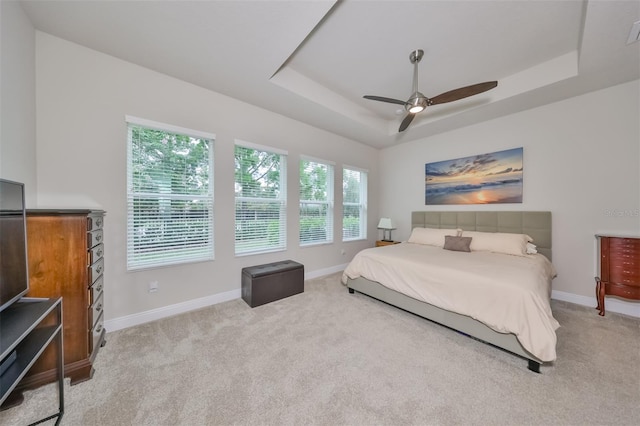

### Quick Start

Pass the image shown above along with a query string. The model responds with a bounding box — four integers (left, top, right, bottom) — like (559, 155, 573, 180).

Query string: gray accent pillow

(443, 236, 472, 252)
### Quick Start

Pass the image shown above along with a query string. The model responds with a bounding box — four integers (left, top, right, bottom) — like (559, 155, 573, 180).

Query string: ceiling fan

(364, 49, 498, 132)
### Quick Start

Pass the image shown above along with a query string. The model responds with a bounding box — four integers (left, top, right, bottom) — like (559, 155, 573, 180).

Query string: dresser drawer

(89, 291, 104, 328)
(608, 239, 640, 256)
(605, 282, 640, 299)
(608, 270, 640, 286)
(608, 237, 640, 247)
(88, 258, 104, 285)
(608, 248, 640, 260)
(89, 275, 104, 305)
(87, 214, 104, 232)
(609, 257, 639, 270)
(87, 243, 104, 266)
(87, 229, 104, 248)
(91, 312, 105, 354)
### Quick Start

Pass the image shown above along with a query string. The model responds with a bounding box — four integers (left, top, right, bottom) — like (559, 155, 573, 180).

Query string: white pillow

(526, 242, 538, 254)
(461, 231, 533, 256)
(408, 227, 462, 247)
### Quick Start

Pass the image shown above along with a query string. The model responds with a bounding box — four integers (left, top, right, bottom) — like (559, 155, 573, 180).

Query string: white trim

(125, 115, 216, 140)
(103, 265, 349, 332)
(342, 164, 369, 173)
(104, 288, 241, 332)
(235, 139, 288, 156)
(305, 263, 348, 280)
(101, 266, 639, 334)
(552, 290, 640, 318)
(301, 154, 335, 166)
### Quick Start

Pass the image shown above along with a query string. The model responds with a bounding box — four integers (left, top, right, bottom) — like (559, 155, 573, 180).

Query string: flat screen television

(0, 179, 29, 313)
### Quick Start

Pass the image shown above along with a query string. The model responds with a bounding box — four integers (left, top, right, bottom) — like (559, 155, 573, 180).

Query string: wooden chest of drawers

(18, 209, 106, 393)
(595, 235, 640, 316)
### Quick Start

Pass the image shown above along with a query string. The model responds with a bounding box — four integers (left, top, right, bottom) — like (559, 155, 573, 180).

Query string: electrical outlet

(149, 281, 159, 293)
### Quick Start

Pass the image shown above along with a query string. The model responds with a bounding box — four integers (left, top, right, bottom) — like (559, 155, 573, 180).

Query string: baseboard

(108, 265, 637, 334)
(105, 265, 350, 332)
(552, 290, 640, 318)
(305, 263, 349, 280)
(104, 288, 241, 332)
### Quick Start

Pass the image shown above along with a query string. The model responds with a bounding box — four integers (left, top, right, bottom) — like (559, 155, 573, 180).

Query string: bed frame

(346, 211, 553, 372)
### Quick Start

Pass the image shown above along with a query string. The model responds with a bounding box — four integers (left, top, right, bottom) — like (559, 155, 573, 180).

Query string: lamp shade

(377, 217, 396, 230)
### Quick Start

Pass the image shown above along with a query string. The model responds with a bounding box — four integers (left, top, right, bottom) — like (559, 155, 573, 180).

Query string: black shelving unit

(0, 297, 64, 425)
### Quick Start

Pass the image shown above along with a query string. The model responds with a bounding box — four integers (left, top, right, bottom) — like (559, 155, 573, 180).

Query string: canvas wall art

(425, 147, 523, 205)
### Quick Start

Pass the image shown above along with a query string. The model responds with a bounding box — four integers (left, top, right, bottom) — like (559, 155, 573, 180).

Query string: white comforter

(342, 243, 559, 362)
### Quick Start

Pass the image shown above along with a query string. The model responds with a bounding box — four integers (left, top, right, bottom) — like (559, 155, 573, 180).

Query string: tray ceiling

(20, 0, 640, 148)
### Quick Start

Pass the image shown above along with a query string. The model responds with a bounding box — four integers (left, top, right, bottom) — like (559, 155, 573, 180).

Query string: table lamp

(377, 217, 396, 242)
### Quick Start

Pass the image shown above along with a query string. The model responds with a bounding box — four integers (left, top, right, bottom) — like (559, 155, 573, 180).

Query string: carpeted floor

(1, 272, 639, 425)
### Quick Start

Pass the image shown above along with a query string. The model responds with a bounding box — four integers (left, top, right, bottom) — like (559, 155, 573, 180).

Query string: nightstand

(375, 240, 400, 247)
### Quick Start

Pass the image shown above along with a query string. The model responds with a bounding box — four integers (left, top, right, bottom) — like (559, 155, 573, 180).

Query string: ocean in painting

(425, 176, 522, 204)
(425, 148, 523, 205)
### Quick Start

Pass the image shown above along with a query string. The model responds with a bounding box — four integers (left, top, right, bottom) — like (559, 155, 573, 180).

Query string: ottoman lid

(242, 260, 303, 278)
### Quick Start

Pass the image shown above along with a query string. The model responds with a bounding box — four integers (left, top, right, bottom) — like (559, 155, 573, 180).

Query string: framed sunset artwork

(425, 147, 523, 205)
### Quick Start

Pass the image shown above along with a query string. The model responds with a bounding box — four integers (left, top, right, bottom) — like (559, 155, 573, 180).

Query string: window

(342, 167, 367, 241)
(299, 157, 334, 246)
(235, 141, 287, 255)
(126, 116, 214, 270)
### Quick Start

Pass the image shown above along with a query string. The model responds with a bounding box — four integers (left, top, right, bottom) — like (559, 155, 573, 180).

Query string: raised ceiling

(20, 0, 640, 148)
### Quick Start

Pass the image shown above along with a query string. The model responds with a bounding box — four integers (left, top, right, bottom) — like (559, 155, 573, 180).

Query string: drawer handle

(96, 218, 103, 227)
(96, 303, 103, 312)
(96, 266, 103, 275)
(96, 234, 103, 242)
(95, 324, 103, 333)
(96, 284, 103, 293)
(97, 249, 103, 258)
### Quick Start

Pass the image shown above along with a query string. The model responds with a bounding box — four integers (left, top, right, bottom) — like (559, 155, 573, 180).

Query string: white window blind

(235, 143, 287, 255)
(342, 167, 367, 241)
(299, 158, 334, 246)
(126, 119, 214, 270)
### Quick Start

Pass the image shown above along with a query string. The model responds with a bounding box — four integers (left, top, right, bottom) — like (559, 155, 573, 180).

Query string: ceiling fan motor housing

(410, 49, 424, 64)
(406, 92, 430, 113)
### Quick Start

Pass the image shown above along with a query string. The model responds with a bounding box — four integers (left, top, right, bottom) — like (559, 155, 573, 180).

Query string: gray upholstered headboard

(411, 211, 552, 261)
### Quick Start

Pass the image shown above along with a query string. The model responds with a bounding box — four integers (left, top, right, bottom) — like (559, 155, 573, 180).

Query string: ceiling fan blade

(429, 81, 498, 105)
(398, 113, 415, 132)
(363, 95, 408, 106)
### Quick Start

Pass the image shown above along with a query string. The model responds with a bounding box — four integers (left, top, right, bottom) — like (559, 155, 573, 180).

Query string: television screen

(0, 179, 29, 312)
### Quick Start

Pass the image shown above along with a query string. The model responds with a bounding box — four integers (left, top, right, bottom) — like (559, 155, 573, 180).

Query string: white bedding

(342, 242, 559, 362)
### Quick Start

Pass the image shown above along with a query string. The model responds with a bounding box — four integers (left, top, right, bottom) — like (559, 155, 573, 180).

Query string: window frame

(342, 166, 368, 242)
(234, 140, 288, 256)
(299, 156, 334, 247)
(125, 115, 215, 271)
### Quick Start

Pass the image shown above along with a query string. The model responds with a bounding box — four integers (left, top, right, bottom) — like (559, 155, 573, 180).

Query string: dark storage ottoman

(241, 260, 304, 308)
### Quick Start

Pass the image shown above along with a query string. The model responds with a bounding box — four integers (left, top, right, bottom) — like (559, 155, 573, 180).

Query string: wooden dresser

(595, 235, 640, 316)
(19, 209, 106, 392)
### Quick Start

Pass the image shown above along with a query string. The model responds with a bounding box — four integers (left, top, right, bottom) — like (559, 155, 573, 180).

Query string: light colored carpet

(1, 272, 639, 425)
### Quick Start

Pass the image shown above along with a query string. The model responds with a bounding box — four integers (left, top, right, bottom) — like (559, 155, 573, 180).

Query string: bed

(342, 211, 558, 372)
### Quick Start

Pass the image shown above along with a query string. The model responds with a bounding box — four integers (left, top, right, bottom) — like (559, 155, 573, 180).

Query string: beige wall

(379, 79, 640, 315)
(0, 0, 37, 204)
(35, 32, 379, 324)
(6, 15, 638, 324)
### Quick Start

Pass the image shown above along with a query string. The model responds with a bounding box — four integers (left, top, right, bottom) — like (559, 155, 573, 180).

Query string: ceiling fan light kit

(407, 95, 428, 113)
(363, 49, 498, 132)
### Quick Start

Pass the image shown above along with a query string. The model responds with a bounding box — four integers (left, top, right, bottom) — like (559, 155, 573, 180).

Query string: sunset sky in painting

(425, 148, 523, 185)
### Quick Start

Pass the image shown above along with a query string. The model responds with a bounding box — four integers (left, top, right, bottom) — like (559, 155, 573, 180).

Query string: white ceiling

(20, 0, 640, 148)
